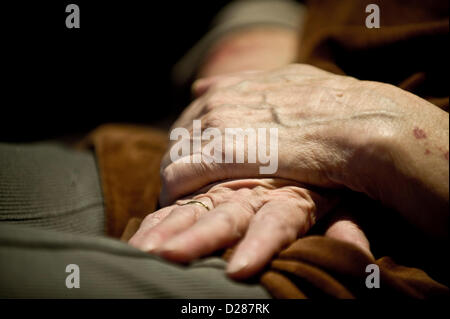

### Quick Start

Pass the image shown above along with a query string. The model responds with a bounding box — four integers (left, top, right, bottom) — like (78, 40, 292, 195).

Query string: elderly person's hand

(129, 178, 371, 279)
(161, 64, 449, 239)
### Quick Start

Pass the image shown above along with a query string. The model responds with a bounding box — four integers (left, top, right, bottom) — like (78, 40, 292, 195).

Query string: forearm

(390, 103, 448, 238)
(197, 26, 299, 78)
(348, 83, 449, 238)
(173, 0, 305, 85)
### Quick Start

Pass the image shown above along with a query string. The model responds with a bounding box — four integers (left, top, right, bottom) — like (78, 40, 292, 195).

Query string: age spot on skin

(425, 149, 431, 155)
(413, 127, 427, 139)
(444, 151, 449, 161)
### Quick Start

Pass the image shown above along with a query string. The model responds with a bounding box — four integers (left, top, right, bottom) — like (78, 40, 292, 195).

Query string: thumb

(159, 156, 261, 206)
(324, 214, 373, 259)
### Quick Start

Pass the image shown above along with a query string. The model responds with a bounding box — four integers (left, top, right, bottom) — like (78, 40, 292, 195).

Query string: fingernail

(227, 258, 249, 274)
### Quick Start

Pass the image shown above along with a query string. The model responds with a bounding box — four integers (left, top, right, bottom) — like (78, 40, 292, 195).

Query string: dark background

(1, 1, 231, 142)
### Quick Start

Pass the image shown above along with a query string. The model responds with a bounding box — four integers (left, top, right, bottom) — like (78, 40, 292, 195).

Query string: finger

(324, 216, 373, 258)
(135, 206, 175, 232)
(226, 198, 314, 279)
(128, 205, 175, 248)
(128, 197, 213, 252)
(155, 200, 255, 262)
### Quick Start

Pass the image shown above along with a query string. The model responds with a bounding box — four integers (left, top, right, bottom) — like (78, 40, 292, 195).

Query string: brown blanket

(298, 0, 449, 111)
(78, 124, 167, 238)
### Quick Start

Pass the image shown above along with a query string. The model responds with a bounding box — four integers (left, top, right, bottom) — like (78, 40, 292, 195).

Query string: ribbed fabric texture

(0, 143, 105, 236)
(0, 223, 269, 298)
(0, 142, 269, 298)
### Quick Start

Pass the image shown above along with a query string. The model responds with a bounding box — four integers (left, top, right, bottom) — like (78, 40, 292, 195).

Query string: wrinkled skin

(130, 64, 448, 279)
(129, 178, 371, 279)
(160, 65, 449, 236)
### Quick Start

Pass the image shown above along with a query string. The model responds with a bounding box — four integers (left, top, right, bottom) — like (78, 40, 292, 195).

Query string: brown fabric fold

(78, 124, 167, 238)
(298, 0, 449, 111)
(120, 215, 449, 298)
(265, 237, 449, 299)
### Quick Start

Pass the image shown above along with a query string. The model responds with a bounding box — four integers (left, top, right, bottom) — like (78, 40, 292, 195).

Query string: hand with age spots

(160, 64, 449, 239)
(129, 178, 372, 279)
(130, 64, 447, 279)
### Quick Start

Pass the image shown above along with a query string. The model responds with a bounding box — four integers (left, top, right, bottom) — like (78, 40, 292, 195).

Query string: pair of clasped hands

(129, 42, 449, 279)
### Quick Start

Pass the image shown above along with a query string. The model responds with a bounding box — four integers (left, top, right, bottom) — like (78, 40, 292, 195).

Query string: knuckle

(252, 185, 271, 196)
(235, 198, 256, 216)
(204, 93, 227, 112)
(235, 188, 253, 198)
(233, 189, 261, 214)
(202, 192, 226, 208)
(143, 212, 164, 225)
(270, 187, 298, 200)
(272, 187, 315, 211)
(201, 112, 224, 129)
(207, 185, 232, 196)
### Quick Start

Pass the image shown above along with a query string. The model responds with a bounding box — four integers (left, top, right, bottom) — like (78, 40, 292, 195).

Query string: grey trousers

(0, 143, 269, 298)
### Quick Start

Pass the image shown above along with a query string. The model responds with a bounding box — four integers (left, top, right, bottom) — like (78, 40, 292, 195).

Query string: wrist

(335, 82, 448, 237)
(197, 26, 299, 78)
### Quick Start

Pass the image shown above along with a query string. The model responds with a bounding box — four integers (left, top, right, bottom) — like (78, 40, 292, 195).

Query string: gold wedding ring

(178, 200, 210, 211)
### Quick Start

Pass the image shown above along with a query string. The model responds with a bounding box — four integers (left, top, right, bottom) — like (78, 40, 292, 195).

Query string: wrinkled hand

(129, 178, 371, 279)
(161, 64, 400, 205)
(160, 64, 449, 237)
